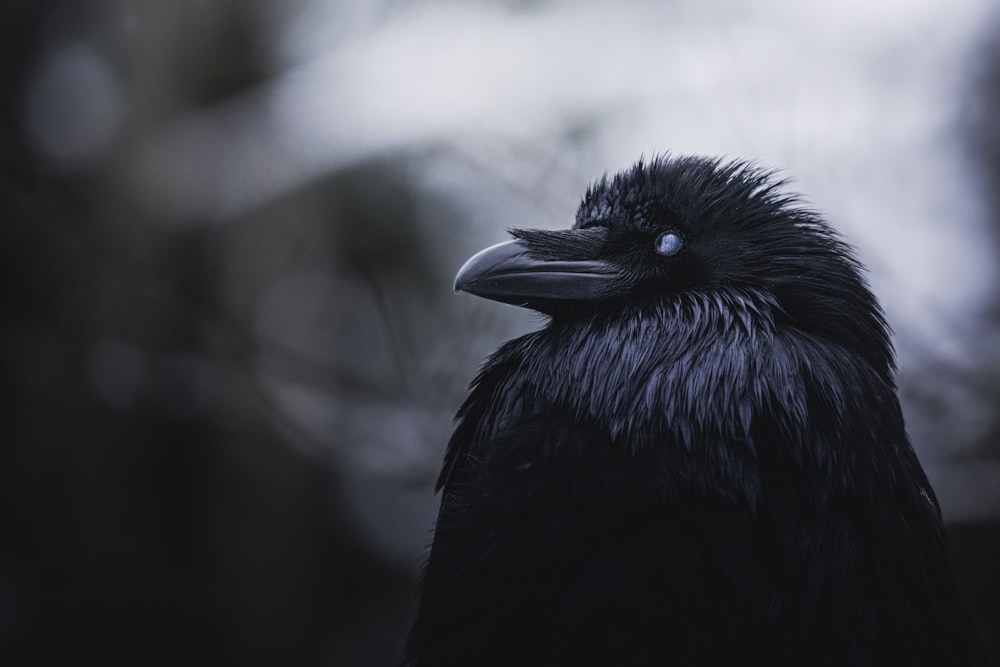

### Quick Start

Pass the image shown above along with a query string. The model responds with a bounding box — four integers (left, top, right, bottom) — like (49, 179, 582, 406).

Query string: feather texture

(403, 155, 987, 666)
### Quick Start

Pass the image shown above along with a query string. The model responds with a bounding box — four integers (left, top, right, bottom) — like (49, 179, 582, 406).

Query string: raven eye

(655, 231, 683, 256)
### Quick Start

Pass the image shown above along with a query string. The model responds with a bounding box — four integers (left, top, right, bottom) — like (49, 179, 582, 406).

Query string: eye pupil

(656, 231, 683, 256)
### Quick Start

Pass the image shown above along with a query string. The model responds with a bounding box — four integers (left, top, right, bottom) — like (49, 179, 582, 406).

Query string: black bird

(403, 155, 987, 666)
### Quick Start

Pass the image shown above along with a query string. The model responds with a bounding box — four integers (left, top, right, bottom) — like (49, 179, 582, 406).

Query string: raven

(403, 155, 987, 666)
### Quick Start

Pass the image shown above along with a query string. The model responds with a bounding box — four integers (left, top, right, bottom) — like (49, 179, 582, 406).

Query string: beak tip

(454, 240, 515, 297)
(453, 267, 473, 295)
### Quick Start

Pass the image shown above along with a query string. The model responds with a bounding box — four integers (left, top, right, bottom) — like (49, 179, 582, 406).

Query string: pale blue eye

(655, 231, 683, 256)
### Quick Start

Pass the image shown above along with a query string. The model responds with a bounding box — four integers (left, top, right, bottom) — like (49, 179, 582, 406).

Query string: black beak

(454, 229, 620, 310)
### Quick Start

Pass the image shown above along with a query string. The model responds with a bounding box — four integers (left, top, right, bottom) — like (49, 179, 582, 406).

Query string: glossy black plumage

(403, 155, 988, 666)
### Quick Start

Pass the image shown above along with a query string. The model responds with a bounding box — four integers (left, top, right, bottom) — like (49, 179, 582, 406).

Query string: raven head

(456, 155, 892, 382)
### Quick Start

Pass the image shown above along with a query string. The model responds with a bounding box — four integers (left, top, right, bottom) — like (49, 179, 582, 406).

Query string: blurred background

(2, 0, 999, 664)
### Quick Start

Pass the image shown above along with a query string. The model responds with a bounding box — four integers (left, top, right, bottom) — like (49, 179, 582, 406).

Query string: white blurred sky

(135, 0, 998, 333)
